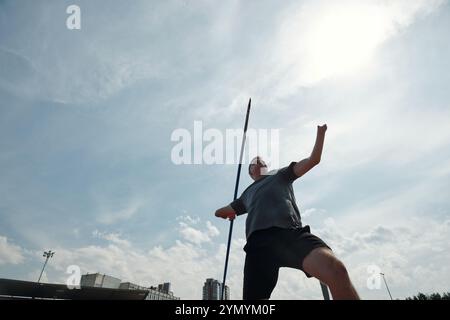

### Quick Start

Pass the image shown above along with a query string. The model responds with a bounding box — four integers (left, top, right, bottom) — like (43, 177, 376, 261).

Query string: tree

(406, 291, 450, 300)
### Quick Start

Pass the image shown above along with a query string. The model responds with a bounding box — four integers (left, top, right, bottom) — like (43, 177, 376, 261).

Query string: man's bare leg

(303, 247, 360, 300)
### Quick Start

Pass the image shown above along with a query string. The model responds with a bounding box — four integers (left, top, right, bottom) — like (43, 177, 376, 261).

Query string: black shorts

(243, 225, 331, 300)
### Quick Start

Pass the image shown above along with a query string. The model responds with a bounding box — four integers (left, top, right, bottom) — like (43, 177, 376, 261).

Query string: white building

(80, 273, 180, 300)
(146, 286, 180, 300)
(80, 273, 121, 289)
(119, 282, 147, 291)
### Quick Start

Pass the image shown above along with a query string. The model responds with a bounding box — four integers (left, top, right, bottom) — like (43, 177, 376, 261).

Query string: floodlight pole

(380, 272, 393, 300)
(37, 250, 55, 283)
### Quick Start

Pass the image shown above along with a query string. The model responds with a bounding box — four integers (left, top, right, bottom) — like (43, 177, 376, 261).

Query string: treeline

(405, 292, 450, 300)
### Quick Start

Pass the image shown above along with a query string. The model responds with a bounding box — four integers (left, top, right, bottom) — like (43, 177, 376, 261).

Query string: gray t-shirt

(230, 162, 302, 239)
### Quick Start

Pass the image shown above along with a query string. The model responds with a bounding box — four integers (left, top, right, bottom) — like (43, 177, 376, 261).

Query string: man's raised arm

(293, 124, 327, 179)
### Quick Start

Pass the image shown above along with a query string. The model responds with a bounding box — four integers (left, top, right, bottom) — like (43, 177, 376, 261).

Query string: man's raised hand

(318, 124, 327, 134)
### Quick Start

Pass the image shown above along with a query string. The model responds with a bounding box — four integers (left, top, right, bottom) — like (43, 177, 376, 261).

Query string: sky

(1, 0, 450, 300)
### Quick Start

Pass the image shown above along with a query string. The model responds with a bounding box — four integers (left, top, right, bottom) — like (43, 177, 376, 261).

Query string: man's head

(248, 156, 268, 181)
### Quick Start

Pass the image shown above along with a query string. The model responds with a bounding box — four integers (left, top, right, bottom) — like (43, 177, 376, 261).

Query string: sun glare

(302, 4, 391, 83)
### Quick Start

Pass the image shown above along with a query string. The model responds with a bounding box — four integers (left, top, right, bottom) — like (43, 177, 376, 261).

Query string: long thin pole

(221, 98, 252, 300)
(38, 250, 54, 283)
(380, 273, 393, 300)
(37, 257, 49, 283)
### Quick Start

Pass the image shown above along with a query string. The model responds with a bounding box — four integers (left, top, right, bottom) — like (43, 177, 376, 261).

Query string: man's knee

(329, 258, 349, 283)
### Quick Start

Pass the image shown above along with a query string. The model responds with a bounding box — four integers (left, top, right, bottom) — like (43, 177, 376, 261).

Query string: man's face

(249, 157, 267, 180)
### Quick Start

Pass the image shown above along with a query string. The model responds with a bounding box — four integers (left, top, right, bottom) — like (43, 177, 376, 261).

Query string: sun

(279, 3, 392, 85)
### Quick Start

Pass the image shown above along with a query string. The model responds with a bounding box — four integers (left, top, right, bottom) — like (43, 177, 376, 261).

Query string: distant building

(0, 275, 180, 300)
(203, 278, 220, 300)
(223, 284, 230, 300)
(202, 278, 229, 300)
(147, 286, 179, 300)
(80, 273, 121, 289)
(119, 282, 147, 291)
(120, 281, 179, 300)
(19, 272, 180, 300)
(158, 282, 171, 294)
(0, 278, 148, 300)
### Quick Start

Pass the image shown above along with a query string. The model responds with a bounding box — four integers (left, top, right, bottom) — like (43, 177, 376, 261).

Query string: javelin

(221, 98, 252, 300)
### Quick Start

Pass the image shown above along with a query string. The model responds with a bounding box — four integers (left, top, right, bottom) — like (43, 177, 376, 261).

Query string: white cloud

(0, 236, 25, 265)
(176, 215, 201, 225)
(206, 221, 220, 237)
(97, 200, 143, 225)
(6, 210, 450, 300)
(179, 224, 211, 245)
(178, 217, 220, 245)
(0, 2, 187, 105)
(92, 230, 131, 248)
(322, 105, 450, 170)
(334, 174, 450, 233)
(45, 227, 241, 299)
(191, 0, 448, 127)
(273, 0, 447, 92)
(270, 216, 450, 299)
(331, 218, 449, 296)
(302, 208, 327, 219)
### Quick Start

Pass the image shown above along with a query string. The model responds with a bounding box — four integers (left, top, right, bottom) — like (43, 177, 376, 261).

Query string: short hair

(248, 157, 266, 176)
